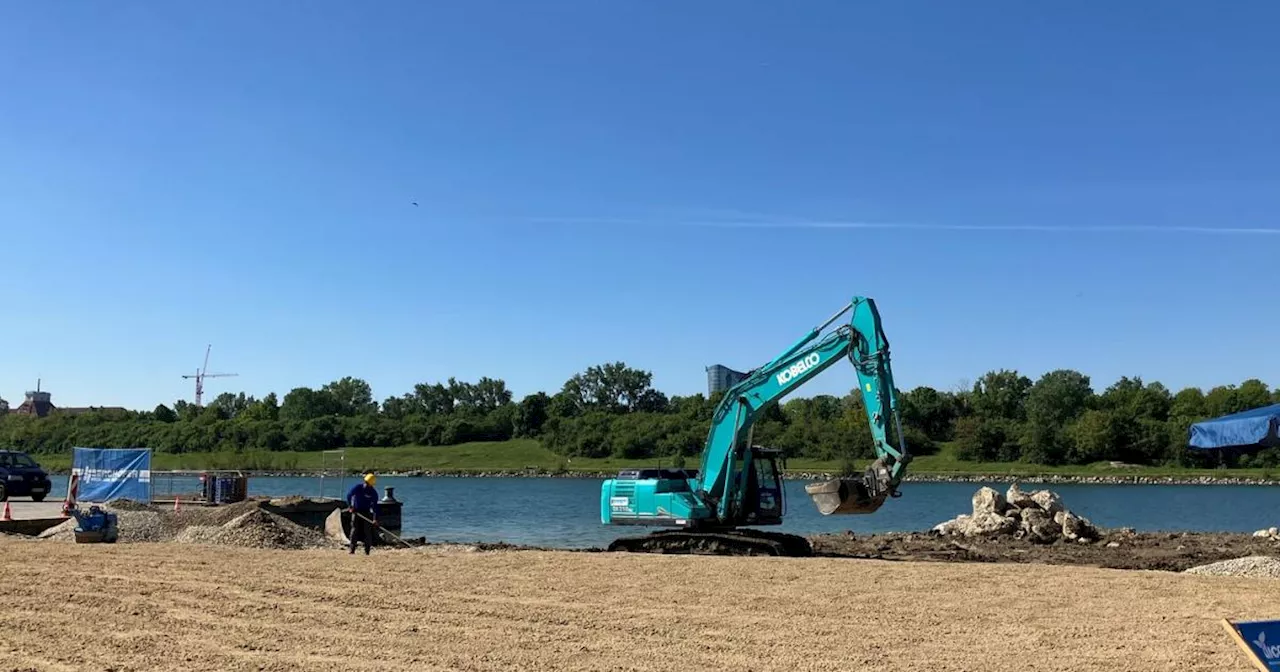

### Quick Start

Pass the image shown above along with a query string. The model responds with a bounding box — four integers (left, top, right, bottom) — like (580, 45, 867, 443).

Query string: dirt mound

(804, 482, 1280, 572)
(808, 528, 1280, 572)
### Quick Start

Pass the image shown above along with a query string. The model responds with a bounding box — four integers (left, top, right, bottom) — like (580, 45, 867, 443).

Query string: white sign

(776, 352, 821, 387)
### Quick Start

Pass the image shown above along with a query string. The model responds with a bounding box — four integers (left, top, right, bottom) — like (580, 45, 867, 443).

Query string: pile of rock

(932, 483, 1101, 544)
(1254, 527, 1280, 540)
(1184, 556, 1280, 578)
(37, 499, 338, 550)
(175, 508, 334, 550)
(38, 509, 168, 543)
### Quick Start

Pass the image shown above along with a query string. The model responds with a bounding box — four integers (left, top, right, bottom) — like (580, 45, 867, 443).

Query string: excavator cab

(740, 447, 785, 525)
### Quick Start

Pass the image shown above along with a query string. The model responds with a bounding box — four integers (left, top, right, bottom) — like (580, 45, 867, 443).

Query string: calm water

(41, 475, 1280, 549)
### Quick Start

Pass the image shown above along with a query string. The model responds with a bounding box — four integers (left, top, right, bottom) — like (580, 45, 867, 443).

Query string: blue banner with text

(71, 447, 152, 503)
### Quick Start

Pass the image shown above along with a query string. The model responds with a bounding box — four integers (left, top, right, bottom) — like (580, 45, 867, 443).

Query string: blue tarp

(1188, 404, 1280, 450)
(71, 447, 152, 502)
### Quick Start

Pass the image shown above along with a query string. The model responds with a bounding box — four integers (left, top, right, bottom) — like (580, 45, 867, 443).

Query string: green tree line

(1, 364, 1278, 468)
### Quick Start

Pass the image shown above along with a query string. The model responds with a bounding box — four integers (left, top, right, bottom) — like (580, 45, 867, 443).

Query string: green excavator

(600, 296, 910, 556)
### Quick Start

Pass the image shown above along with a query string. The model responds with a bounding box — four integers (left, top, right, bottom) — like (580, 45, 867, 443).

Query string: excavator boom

(696, 296, 909, 521)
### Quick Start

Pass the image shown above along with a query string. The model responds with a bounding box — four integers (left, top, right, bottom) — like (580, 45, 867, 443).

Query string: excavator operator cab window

(752, 454, 784, 520)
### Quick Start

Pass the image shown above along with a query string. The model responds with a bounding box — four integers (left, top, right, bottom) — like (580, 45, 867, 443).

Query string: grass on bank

(27, 439, 1279, 480)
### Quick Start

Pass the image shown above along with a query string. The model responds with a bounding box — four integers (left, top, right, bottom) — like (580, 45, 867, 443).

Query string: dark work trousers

(349, 511, 375, 554)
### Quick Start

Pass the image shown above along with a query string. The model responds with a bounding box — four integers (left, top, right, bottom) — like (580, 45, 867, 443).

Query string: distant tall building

(706, 364, 749, 396)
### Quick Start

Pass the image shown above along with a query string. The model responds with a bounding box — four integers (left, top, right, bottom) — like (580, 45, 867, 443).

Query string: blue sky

(2, 1, 1278, 411)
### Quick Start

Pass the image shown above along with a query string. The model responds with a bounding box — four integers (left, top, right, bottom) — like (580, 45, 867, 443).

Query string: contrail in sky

(690, 220, 1280, 235)
(524, 216, 1280, 235)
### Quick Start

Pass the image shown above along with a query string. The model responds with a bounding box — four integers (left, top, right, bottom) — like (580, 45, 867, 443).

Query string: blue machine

(601, 296, 910, 556)
(69, 505, 119, 544)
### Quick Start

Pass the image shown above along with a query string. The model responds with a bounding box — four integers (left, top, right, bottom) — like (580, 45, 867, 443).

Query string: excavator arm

(696, 296, 910, 521)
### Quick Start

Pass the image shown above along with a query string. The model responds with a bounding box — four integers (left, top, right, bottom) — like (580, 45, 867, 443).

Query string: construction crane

(182, 345, 238, 407)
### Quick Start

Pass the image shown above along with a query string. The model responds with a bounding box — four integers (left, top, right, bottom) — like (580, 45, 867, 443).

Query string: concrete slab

(0, 501, 69, 536)
(3, 501, 67, 521)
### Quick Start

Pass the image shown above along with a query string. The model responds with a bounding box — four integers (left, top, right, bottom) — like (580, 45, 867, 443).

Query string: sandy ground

(1, 537, 1276, 672)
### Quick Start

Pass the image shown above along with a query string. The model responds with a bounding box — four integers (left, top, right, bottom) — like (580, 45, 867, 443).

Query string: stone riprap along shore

(877, 472, 1280, 486)
(45, 468, 1280, 486)
(317, 470, 1280, 486)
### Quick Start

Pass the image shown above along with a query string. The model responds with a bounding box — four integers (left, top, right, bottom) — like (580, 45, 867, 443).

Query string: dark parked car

(0, 450, 53, 502)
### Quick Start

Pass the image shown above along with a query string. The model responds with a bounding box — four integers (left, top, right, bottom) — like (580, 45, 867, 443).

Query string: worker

(346, 472, 381, 555)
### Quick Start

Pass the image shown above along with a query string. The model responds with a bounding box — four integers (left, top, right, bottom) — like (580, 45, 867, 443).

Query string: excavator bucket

(804, 477, 886, 515)
(804, 459, 894, 515)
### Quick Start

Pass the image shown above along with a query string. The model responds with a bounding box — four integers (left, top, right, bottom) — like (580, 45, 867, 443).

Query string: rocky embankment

(808, 482, 1280, 573)
(904, 473, 1280, 486)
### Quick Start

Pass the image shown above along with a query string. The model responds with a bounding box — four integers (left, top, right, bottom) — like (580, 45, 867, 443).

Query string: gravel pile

(174, 525, 223, 545)
(932, 484, 1101, 544)
(1184, 556, 1280, 578)
(38, 499, 338, 550)
(104, 499, 157, 512)
(38, 510, 167, 543)
(175, 508, 333, 550)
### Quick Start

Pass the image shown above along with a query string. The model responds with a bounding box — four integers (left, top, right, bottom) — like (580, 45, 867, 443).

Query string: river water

(41, 475, 1280, 549)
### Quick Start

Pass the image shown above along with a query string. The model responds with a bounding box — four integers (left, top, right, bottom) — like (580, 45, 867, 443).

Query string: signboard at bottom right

(1224, 618, 1280, 671)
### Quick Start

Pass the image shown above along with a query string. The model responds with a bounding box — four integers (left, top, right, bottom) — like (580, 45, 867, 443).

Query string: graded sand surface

(1, 537, 1276, 671)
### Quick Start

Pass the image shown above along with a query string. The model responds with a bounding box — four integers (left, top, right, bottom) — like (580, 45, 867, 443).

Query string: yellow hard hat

(363, 473, 376, 486)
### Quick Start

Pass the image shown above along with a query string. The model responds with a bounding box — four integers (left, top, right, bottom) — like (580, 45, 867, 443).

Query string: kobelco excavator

(600, 296, 909, 556)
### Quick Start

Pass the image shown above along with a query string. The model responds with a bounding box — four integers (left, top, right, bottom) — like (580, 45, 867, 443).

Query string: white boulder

(1060, 511, 1099, 542)
(1019, 508, 1059, 544)
(971, 487, 1008, 516)
(933, 515, 970, 536)
(1030, 490, 1065, 516)
(1006, 483, 1036, 510)
(958, 511, 1019, 536)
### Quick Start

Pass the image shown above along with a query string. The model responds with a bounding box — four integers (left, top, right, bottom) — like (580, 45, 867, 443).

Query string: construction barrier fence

(70, 447, 152, 503)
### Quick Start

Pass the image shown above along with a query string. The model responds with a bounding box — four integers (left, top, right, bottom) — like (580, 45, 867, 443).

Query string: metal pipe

(765, 301, 854, 372)
(816, 301, 854, 333)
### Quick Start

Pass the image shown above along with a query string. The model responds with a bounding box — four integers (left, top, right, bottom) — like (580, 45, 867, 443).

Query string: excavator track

(606, 528, 814, 557)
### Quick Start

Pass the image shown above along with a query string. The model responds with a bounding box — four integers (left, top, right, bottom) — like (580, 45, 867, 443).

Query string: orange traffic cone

(173, 496, 180, 512)
(2, 501, 11, 521)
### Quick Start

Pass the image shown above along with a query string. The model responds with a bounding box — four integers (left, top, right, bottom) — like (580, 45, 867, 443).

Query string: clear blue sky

(2, 1, 1278, 411)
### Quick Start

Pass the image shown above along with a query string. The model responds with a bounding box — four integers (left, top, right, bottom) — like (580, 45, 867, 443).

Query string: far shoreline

(45, 468, 1280, 487)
